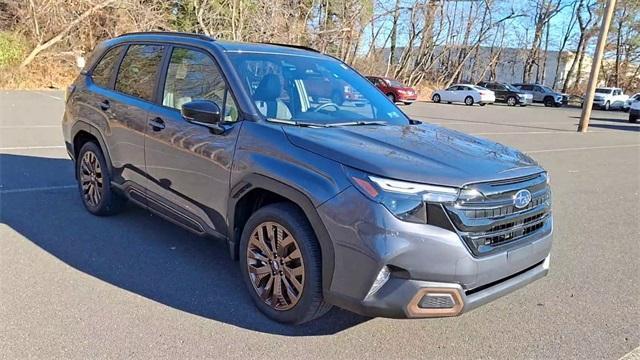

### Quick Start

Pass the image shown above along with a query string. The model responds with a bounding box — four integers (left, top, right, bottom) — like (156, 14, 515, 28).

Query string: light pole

(578, 0, 617, 132)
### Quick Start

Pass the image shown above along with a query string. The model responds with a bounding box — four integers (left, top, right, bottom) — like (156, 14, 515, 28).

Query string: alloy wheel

(80, 151, 103, 207)
(507, 97, 517, 106)
(246, 221, 304, 311)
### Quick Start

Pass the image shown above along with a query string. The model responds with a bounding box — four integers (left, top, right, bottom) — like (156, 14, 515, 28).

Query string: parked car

(625, 92, 640, 110)
(366, 76, 417, 105)
(431, 84, 495, 106)
(629, 98, 640, 123)
(593, 87, 629, 110)
(511, 83, 564, 107)
(63, 32, 553, 324)
(477, 81, 532, 106)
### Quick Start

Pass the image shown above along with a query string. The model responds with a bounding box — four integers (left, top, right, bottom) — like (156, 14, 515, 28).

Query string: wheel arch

(71, 121, 113, 176)
(227, 173, 336, 292)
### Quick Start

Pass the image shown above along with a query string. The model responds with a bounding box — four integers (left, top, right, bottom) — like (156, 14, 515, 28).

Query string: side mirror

(181, 100, 224, 134)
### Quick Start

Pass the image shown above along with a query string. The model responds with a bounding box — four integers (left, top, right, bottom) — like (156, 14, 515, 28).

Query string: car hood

(283, 123, 543, 187)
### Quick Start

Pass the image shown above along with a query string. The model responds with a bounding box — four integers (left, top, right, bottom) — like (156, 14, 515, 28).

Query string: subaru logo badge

(514, 189, 532, 209)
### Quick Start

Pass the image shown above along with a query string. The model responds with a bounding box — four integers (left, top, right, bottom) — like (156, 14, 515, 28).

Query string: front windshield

(227, 52, 409, 126)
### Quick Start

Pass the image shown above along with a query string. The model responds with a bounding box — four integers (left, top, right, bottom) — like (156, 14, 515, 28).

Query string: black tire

(432, 93, 441, 103)
(543, 97, 554, 107)
(386, 93, 396, 103)
(479, 103, 486, 106)
(403, 102, 412, 106)
(464, 96, 474, 106)
(239, 203, 332, 324)
(506, 96, 518, 106)
(630, 115, 638, 123)
(76, 142, 125, 216)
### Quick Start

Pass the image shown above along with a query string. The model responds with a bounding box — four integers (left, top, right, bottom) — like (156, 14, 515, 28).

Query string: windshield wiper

(266, 118, 386, 128)
(325, 121, 387, 127)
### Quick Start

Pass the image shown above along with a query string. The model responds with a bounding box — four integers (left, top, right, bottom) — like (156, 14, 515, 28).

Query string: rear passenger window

(115, 44, 164, 101)
(91, 46, 122, 88)
(162, 47, 238, 122)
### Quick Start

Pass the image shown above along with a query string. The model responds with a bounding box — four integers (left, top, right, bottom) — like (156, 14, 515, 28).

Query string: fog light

(365, 266, 390, 299)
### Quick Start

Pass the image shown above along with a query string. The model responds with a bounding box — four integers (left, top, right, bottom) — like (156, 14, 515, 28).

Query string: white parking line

(526, 144, 640, 154)
(0, 125, 60, 129)
(0, 145, 65, 151)
(0, 185, 76, 194)
(35, 91, 63, 100)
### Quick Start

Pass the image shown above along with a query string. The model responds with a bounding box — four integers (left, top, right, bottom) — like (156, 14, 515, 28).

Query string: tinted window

(520, 85, 533, 91)
(115, 44, 164, 101)
(162, 47, 237, 122)
(91, 46, 122, 88)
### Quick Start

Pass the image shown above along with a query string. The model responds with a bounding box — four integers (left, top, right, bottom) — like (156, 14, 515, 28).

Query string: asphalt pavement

(1, 90, 639, 359)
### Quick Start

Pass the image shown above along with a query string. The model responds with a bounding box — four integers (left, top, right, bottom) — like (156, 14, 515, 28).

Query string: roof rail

(117, 31, 215, 42)
(262, 42, 320, 53)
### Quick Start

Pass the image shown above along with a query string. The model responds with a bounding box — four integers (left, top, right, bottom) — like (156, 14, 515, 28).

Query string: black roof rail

(262, 42, 320, 53)
(117, 31, 215, 42)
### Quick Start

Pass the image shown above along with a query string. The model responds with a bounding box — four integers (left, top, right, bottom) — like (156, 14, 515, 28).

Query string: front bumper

(319, 186, 553, 318)
(397, 93, 418, 102)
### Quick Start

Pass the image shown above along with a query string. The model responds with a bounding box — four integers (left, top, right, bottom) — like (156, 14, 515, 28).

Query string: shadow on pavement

(0, 153, 370, 336)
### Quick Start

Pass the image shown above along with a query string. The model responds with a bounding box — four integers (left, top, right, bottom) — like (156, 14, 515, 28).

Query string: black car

(477, 81, 532, 106)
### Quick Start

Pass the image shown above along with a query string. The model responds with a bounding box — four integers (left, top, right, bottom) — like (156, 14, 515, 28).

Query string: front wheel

(387, 93, 396, 103)
(506, 96, 517, 106)
(76, 142, 125, 216)
(239, 203, 331, 324)
(464, 96, 474, 106)
(543, 97, 554, 107)
(603, 101, 611, 111)
(630, 115, 638, 123)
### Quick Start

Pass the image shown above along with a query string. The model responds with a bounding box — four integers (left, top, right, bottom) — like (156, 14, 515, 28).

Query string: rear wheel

(432, 94, 441, 103)
(630, 115, 638, 123)
(603, 101, 611, 111)
(506, 96, 517, 106)
(76, 142, 125, 216)
(464, 96, 474, 106)
(239, 203, 331, 324)
(403, 102, 412, 106)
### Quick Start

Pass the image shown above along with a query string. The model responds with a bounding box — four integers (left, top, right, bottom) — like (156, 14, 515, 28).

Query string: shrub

(0, 32, 25, 67)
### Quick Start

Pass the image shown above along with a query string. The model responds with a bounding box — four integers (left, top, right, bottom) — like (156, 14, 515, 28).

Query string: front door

(144, 46, 242, 235)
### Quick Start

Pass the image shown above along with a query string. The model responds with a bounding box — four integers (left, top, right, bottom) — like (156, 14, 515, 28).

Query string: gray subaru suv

(62, 32, 552, 324)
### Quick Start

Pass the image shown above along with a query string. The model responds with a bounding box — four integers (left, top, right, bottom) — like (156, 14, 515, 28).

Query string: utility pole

(578, 0, 617, 132)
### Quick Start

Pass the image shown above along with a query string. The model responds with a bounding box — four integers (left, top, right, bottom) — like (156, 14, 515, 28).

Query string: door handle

(99, 99, 110, 111)
(149, 117, 165, 131)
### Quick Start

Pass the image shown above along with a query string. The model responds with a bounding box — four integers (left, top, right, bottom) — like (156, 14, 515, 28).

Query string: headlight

(345, 167, 459, 223)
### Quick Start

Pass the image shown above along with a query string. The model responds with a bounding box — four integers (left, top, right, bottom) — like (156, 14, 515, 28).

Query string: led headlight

(345, 167, 459, 223)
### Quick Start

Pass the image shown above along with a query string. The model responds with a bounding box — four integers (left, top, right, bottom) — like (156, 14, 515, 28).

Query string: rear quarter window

(91, 46, 123, 88)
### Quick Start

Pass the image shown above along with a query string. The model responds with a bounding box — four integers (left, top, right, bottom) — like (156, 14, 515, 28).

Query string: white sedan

(431, 84, 495, 106)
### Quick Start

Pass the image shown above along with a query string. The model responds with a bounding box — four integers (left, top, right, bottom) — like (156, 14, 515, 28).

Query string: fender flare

(227, 173, 336, 292)
(70, 120, 114, 174)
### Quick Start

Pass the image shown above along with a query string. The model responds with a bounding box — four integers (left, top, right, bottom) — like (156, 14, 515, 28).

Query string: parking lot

(1, 90, 638, 359)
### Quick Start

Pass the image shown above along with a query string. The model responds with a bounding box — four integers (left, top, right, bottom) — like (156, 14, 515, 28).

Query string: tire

(432, 94, 441, 103)
(387, 93, 396, 103)
(543, 97, 554, 107)
(76, 142, 125, 216)
(630, 115, 638, 123)
(464, 96, 474, 106)
(603, 101, 610, 111)
(479, 103, 486, 106)
(239, 203, 332, 324)
(506, 96, 517, 106)
(403, 102, 412, 106)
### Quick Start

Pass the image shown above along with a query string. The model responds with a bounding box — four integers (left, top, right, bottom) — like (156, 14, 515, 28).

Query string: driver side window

(162, 47, 238, 122)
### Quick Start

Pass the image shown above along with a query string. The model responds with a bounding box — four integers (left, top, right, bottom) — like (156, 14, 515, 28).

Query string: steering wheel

(313, 102, 340, 112)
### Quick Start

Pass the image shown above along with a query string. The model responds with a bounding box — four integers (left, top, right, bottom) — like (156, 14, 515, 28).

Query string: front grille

(444, 173, 551, 256)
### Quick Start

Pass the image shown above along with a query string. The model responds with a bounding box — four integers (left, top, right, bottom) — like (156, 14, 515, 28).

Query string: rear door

(84, 43, 164, 193)
(143, 45, 242, 235)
